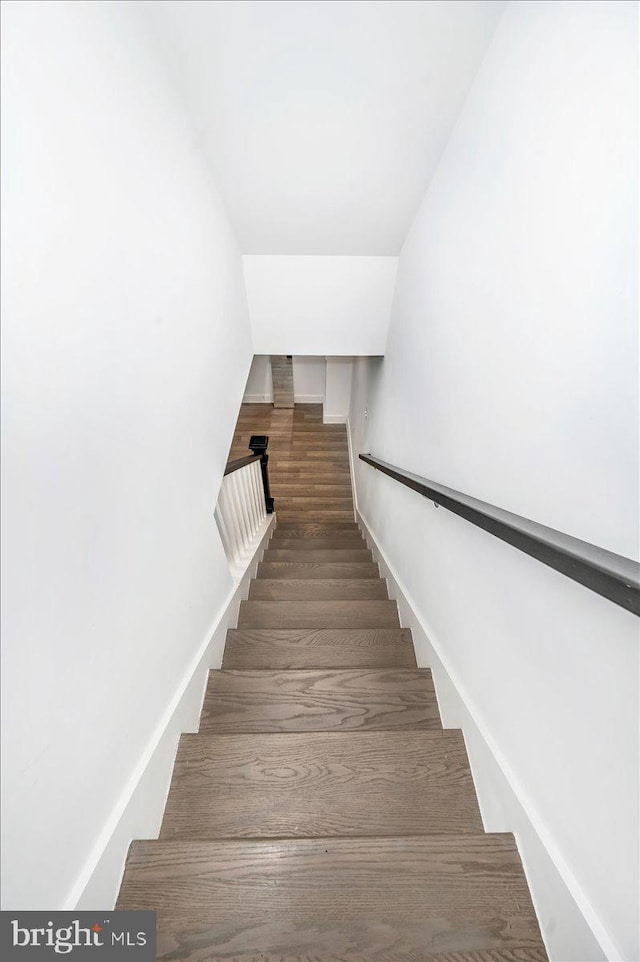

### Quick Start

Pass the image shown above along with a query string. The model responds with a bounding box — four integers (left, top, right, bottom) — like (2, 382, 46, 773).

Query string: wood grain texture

(151, 935, 547, 962)
(222, 628, 418, 669)
(276, 510, 355, 521)
(269, 470, 352, 480)
(160, 730, 483, 840)
(257, 562, 380, 579)
(273, 499, 355, 510)
(300, 451, 350, 461)
(249, 579, 388, 600)
(280, 442, 349, 452)
(265, 548, 373, 562)
(275, 521, 359, 531)
(267, 537, 364, 550)
(273, 483, 353, 494)
(271, 527, 363, 538)
(272, 525, 360, 537)
(238, 599, 399, 628)
(200, 668, 440, 733)
(263, 461, 350, 470)
(118, 834, 547, 961)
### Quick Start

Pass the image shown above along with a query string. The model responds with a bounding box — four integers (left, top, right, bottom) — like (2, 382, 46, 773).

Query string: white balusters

(250, 459, 266, 527)
(215, 458, 270, 578)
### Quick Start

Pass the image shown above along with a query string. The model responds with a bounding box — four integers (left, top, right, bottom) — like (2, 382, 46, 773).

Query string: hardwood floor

(117, 402, 547, 961)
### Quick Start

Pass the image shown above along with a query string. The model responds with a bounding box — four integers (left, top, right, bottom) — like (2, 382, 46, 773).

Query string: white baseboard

(69, 516, 276, 910)
(323, 413, 347, 424)
(356, 508, 614, 962)
(243, 393, 273, 403)
(295, 394, 324, 404)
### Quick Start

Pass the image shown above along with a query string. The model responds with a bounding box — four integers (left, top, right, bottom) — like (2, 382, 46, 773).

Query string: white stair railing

(215, 456, 271, 578)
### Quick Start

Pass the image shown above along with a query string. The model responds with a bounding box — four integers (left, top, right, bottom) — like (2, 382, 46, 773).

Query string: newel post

(249, 435, 275, 514)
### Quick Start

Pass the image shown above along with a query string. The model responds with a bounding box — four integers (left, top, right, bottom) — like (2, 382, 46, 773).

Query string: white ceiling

(145, 0, 505, 255)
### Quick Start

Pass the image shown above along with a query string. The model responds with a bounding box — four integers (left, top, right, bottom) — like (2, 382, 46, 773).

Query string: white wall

(324, 357, 353, 424)
(1, 0, 253, 910)
(243, 355, 326, 403)
(293, 357, 326, 404)
(243, 256, 398, 355)
(348, 3, 638, 960)
(243, 355, 273, 402)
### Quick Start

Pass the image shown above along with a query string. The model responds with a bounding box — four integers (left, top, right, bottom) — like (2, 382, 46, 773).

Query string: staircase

(117, 404, 548, 961)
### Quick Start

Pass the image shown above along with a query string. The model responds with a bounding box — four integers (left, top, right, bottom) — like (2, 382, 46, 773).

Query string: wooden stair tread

(248, 579, 387, 600)
(264, 445, 349, 453)
(200, 668, 440, 733)
(271, 529, 363, 538)
(118, 834, 546, 961)
(276, 512, 356, 521)
(269, 459, 350, 468)
(273, 483, 352, 491)
(265, 549, 373, 562)
(275, 502, 353, 507)
(274, 521, 359, 531)
(271, 527, 362, 536)
(277, 505, 354, 512)
(270, 473, 352, 482)
(160, 730, 482, 839)
(238, 599, 399, 628)
(268, 466, 349, 471)
(267, 537, 364, 550)
(257, 562, 380, 579)
(222, 628, 417, 669)
(276, 502, 353, 515)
